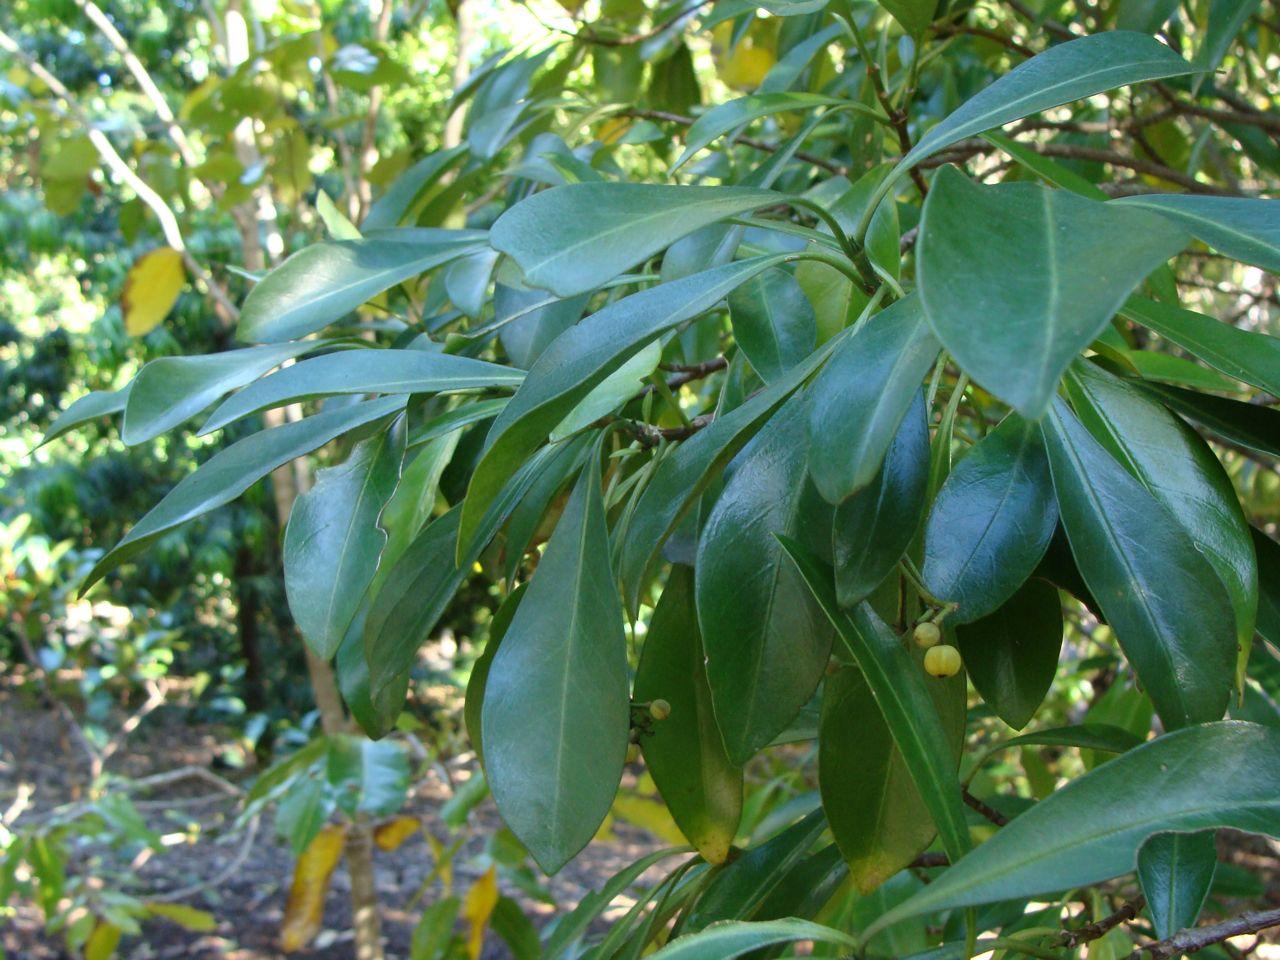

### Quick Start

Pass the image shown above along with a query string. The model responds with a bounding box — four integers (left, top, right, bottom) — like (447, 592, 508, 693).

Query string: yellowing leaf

(280, 824, 346, 952)
(122, 247, 186, 336)
(147, 902, 217, 932)
(373, 815, 421, 851)
(460, 866, 499, 960)
(85, 921, 122, 960)
(712, 22, 777, 91)
(426, 832, 455, 893)
(610, 793, 688, 845)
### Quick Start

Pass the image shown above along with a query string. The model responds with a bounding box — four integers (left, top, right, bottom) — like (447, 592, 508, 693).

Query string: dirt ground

(0, 687, 668, 960)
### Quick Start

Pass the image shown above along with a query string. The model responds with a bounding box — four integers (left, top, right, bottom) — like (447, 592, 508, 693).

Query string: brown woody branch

(1125, 906, 1280, 959)
(962, 787, 1011, 826)
(1062, 896, 1147, 948)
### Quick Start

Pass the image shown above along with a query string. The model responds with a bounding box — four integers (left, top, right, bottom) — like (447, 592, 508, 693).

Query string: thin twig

(1062, 896, 1147, 948)
(1125, 907, 1280, 960)
(962, 787, 1010, 827)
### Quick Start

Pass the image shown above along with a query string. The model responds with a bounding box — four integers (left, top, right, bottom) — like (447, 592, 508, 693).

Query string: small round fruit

(923, 644, 962, 678)
(625, 742, 642, 764)
(649, 699, 672, 721)
(913, 622, 942, 649)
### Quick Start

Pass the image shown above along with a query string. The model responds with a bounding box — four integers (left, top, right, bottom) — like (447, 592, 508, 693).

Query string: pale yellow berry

(626, 742, 642, 764)
(649, 699, 672, 721)
(924, 644, 962, 678)
(913, 621, 942, 649)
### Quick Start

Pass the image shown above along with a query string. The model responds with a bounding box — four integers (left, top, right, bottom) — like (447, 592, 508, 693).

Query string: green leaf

(1114, 194, 1280, 273)
(644, 919, 857, 960)
(200, 349, 523, 435)
(922, 414, 1058, 623)
(316, 190, 361, 239)
(634, 566, 743, 865)
(956, 578, 1063, 731)
(83, 397, 405, 592)
(1137, 831, 1217, 940)
(283, 420, 406, 659)
(877, 0, 937, 36)
(781, 540, 972, 863)
(981, 131, 1109, 199)
(807, 295, 939, 503)
(493, 283, 589, 369)
(464, 584, 525, 766)
(460, 255, 791, 560)
(1252, 528, 1280, 649)
(895, 32, 1197, 174)
(482, 446, 629, 873)
(728, 267, 817, 384)
(42, 387, 129, 446)
(123, 341, 324, 445)
(238, 230, 485, 342)
(1121, 296, 1280, 396)
(550, 339, 662, 441)
(970, 723, 1145, 774)
(673, 94, 851, 171)
(1127, 351, 1241, 393)
(490, 183, 780, 297)
(682, 807, 827, 931)
(327, 734, 411, 816)
(1040, 400, 1236, 728)
(696, 396, 834, 764)
(865, 721, 1280, 935)
(821, 662, 959, 892)
(616, 333, 841, 616)
(918, 167, 1189, 417)
(1139, 382, 1280, 458)
(831, 391, 928, 608)
(1065, 360, 1257, 655)
(1192, 0, 1262, 88)
(363, 145, 468, 232)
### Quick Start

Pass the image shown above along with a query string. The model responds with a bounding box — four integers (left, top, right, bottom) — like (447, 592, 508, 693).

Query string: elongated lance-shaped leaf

(1138, 381, 1280, 458)
(460, 255, 792, 561)
(780, 539, 972, 864)
(489, 183, 780, 297)
(644, 919, 858, 960)
(199, 349, 523, 435)
(1121, 296, 1280, 397)
(807, 294, 939, 504)
(893, 32, 1197, 178)
(82, 397, 406, 593)
(1040, 399, 1236, 728)
(864, 721, 1280, 939)
(283, 419, 407, 659)
(123, 341, 329, 445)
(617, 328, 847, 617)
(238, 230, 486, 342)
(42, 387, 129, 447)
(918, 167, 1190, 417)
(673, 94, 862, 171)
(922, 414, 1058, 623)
(481, 443, 630, 873)
(1114, 194, 1280, 273)
(1065, 361, 1257, 662)
(1138, 830, 1218, 940)
(633, 566, 742, 865)
(363, 145, 468, 231)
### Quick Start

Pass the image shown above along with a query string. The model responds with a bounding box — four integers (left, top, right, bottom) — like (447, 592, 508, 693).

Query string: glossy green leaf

(866, 721, 1280, 935)
(696, 396, 834, 764)
(123, 341, 324, 445)
(1041, 400, 1236, 728)
(682, 807, 827, 931)
(821, 662, 959, 892)
(673, 94, 850, 171)
(970, 723, 1145, 774)
(645, 919, 856, 960)
(501, 434, 592, 582)
(895, 32, 1197, 174)
(982, 131, 1108, 199)
(923, 414, 1058, 623)
(460, 255, 790, 561)
(616, 333, 842, 616)
(283, 420, 406, 659)
(1127, 351, 1241, 393)
(1252, 528, 1280, 648)
(490, 183, 779, 297)
(464, 584, 525, 766)
(877, 0, 936, 36)
(1192, 0, 1262, 89)
(482, 447, 629, 873)
(1066, 360, 1257, 654)
(634, 566, 742, 865)
(782, 540, 972, 863)
(42, 387, 129, 446)
(493, 283, 589, 370)
(1114, 194, 1280, 272)
(238, 230, 485, 342)
(363, 145, 468, 232)
(1139, 382, 1280, 458)
(918, 167, 1189, 417)
(831, 392, 928, 607)
(83, 397, 405, 592)
(1137, 830, 1217, 940)
(727, 267, 816, 384)
(200, 349, 522, 435)
(957, 578, 1063, 730)
(807, 294, 939, 503)
(550, 340, 662, 441)
(1121, 296, 1280, 396)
